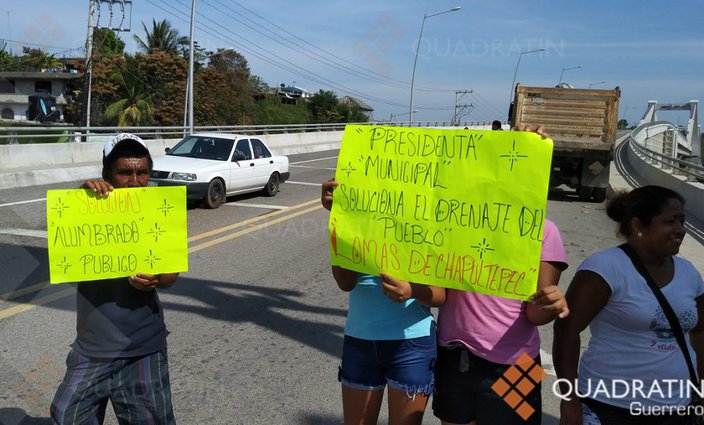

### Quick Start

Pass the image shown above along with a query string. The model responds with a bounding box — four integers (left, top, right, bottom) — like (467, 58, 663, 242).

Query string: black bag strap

(618, 243, 698, 384)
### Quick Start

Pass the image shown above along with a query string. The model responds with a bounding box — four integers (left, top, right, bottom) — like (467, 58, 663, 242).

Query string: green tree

(253, 97, 309, 125)
(249, 75, 270, 95)
(0, 43, 23, 71)
(182, 40, 207, 67)
(22, 47, 61, 71)
(134, 19, 188, 55)
(192, 49, 256, 125)
(307, 90, 344, 123)
(344, 105, 370, 123)
(104, 67, 154, 126)
(93, 28, 125, 56)
(617, 119, 629, 129)
(139, 52, 188, 125)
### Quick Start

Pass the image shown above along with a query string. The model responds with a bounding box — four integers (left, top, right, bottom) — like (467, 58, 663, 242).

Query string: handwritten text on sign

(329, 126, 553, 300)
(47, 186, 188, 284)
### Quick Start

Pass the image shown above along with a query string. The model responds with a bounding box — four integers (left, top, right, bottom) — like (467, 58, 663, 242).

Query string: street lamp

(508, 48, 545, 104)
(588, 81, 606, 89)
(390, 110, 418, 122)
(186, 0, 197, 134)
(409, 6, 461, 123)
(558, 65, 583, 85)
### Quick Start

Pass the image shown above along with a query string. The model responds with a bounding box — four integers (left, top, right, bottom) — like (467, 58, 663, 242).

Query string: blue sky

(3, 0, 703, 125)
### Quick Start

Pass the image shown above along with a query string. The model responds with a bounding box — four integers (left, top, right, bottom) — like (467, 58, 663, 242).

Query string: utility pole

(452, 90, 473, 125)
(83, 0, 95, 130)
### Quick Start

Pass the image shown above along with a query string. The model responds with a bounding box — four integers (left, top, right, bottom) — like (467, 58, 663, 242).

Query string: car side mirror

(165, 147, 171, 153)
(232, 151, 246, 161)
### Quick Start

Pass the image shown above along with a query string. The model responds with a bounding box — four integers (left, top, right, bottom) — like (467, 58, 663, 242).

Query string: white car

(150, 133, 290, 209)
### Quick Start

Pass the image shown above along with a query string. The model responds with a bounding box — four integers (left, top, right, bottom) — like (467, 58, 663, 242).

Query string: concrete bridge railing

(626, 121, 704, 216)
(0, 121, 499, 190)
(0, 129, 345, 189)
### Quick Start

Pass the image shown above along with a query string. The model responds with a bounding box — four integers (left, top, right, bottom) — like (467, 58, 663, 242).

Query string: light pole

(186, 0, 197, 134)
(558, 65, 583, 85)
(409, 6, 461, 123)
(588, 81, 606, 89)
(509, 48, 545, 104)
(183, 47, 235, 134)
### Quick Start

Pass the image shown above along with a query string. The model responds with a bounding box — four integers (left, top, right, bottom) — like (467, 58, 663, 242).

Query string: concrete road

(0, 150, 701, 425)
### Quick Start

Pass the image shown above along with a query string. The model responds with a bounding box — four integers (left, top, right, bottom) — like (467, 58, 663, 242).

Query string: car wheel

(204, 179, 225, 209)
(264, 173, 280, 197)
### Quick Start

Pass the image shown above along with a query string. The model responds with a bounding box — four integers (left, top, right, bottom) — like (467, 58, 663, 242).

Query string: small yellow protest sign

(329, 125, 553, 300)
(47, 186, 188, 284)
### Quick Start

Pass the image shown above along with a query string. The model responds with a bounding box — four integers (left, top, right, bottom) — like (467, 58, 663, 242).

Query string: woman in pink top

(432, 219, 569, 425)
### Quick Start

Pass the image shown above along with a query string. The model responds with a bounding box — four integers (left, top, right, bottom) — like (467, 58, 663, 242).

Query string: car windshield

(166, 136, 235, 161)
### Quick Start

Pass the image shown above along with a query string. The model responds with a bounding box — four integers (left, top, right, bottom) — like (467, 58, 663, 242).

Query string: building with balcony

(0, 71, 82, 121)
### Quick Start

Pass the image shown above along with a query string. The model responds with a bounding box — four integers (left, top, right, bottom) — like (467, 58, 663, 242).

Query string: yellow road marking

(0, 281, 49, 301)
(188, 198, 319, 243)
(0, 198, 324, 320)
(0, 287, 75, 320)
(189, 205, 321, 253)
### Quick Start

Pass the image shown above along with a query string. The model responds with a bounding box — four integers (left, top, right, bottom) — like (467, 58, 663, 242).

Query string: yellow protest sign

(47, 186, 188, 284)
(329, 125, 553, 300)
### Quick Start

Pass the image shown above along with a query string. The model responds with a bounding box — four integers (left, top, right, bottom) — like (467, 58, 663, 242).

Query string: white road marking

(286, 181, 323, 187)
(0, 198, 46, 208)
(0, 228, 47, 238)
(290, 156, 338, 165)
(223, 202, 288, 210)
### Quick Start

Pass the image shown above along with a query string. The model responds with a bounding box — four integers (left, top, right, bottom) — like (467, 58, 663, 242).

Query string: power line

(0, 38, 80, 54)
(146, 0, 409, 108)
(471, 91, 506, 117)
(148, 0, 456, 108)
(208, 0, 449, 94)
(205, 0, 409, 90)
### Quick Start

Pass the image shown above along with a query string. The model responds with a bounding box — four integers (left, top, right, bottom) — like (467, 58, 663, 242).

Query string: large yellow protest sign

(329, 125, 553, 300)
(47, 186, 188, 284)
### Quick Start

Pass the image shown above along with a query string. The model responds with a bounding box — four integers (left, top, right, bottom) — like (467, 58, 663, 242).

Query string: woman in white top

(554, 185, 704, 425)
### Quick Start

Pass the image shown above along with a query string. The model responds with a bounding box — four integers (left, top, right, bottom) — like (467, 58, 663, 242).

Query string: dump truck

(509, 84, 621, 202)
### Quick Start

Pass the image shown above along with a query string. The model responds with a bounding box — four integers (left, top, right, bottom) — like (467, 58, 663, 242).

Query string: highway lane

(0, 149, 699, 424)
(0, 150, 346, 425)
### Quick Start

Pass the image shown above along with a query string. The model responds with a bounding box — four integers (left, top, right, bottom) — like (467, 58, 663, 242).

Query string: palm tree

(21, 47, 61, 71)
(104, 69, 154, 126)
(133, 19, 188, 55)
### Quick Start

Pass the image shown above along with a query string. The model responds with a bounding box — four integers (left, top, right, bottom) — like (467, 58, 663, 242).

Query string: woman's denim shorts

(338, 324, 436, 395)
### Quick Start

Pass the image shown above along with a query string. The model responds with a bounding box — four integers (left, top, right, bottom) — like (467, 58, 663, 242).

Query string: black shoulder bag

(619, 243, 703, 422)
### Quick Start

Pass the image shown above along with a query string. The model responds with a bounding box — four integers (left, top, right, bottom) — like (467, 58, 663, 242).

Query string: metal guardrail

(629, 124, 704, 182)
(0, 123, 348, 144)
(0, 120, 494, 144)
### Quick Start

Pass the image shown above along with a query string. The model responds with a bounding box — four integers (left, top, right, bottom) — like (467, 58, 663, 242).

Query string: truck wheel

(592, 187, 607, 203)
(577, 186, 593, 201)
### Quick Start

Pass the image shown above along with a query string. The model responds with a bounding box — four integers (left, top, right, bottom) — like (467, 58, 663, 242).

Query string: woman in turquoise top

(323, 180, 446, 425)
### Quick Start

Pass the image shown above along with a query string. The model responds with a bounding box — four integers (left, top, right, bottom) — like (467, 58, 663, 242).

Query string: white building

(0, 71, 81, 121)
